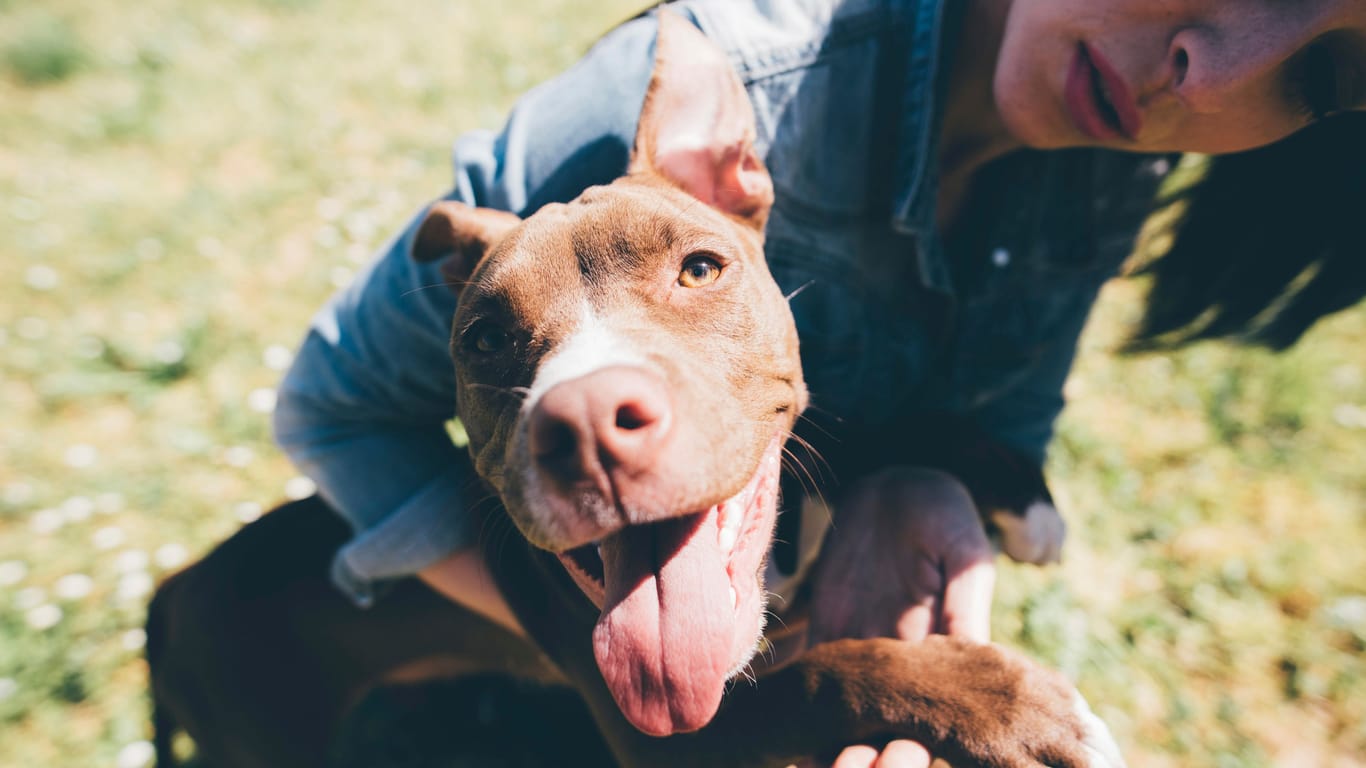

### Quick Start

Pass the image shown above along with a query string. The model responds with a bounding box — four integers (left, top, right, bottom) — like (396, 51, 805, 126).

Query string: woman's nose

(1166, 25, 1298, 114)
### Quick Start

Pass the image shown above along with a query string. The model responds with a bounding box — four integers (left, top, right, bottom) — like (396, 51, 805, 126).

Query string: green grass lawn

(2, 1, 1363, 766)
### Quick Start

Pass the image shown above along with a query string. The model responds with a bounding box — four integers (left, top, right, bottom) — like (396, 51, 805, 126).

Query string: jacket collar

(891, 0, 962, 293)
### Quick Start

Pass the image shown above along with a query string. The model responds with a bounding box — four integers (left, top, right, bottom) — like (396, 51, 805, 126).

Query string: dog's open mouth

(556, 435, 783, 737)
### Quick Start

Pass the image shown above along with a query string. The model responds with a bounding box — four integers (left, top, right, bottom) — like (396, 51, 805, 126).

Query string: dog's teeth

(729, 586, 738, 610)
(718, 503, 742, 555)
(719, 525, 738, 555)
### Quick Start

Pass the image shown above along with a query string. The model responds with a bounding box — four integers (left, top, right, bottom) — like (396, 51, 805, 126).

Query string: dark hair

(1127, 111, 1366, 351)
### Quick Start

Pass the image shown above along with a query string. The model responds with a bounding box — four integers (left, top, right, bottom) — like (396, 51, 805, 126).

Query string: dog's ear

(630, 9, 773, 232)
(412, 201, 521, 285)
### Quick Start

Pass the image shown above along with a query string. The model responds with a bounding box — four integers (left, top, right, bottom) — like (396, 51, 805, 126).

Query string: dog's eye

(678, 254, 722, 288)
(466, 321, 511, 355)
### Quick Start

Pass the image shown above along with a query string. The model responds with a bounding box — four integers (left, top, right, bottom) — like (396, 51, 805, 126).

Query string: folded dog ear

(630, 9, 774, 232)
(412, 201, 522, 285)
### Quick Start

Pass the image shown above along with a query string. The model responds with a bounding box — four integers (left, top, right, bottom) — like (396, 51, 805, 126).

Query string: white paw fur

(990, 499, 1065, 564)
(1074, 690, 1128, 768)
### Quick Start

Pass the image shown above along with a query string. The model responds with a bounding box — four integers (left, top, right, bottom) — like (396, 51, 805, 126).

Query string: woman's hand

(805, 466, 996, 768)
(808, 466, 996, 646)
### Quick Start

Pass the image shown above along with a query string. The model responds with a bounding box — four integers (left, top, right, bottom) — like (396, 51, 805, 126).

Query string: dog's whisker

(791, 417, 840, 460)
(763, 606, 789, 633)
(401, 280, 473, 298)
(467, 382, 530, 400)
(779, 445, 824, 501)
(784, 279, 816, 302)
(794, 408, 840, 439)
(789, 448, 834, 495)
(782, 430, 834, 486)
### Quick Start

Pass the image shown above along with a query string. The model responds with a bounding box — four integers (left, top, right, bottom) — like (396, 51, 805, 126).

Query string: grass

(1, 1, 1362, 766)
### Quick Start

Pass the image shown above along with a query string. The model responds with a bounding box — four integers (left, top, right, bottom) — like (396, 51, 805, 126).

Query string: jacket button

(991, 247, 1011, 268)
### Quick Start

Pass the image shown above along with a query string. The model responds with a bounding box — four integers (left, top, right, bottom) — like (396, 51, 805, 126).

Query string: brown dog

(148, 11, 1121, 767)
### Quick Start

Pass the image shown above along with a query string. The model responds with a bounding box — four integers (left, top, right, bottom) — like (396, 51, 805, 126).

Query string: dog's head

(413, 11, 806, 738)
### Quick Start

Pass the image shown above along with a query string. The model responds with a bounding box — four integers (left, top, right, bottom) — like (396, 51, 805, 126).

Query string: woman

(273, 1, 1365, 764)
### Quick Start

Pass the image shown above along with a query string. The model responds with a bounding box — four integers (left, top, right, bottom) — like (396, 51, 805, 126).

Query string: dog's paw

(787, 637, 1129, 768)
(991, 499, 1065, 565)
(944, 641, 1096, 768)
(1073, 690, 1127, 768)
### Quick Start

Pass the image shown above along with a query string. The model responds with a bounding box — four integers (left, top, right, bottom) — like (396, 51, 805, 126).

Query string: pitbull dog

(148, 11, 1119, 768)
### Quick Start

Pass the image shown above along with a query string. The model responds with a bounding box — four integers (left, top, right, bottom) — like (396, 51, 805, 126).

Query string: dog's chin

(556, 436, 782, 737)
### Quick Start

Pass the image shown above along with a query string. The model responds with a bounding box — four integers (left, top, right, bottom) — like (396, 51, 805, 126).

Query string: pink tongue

(592, 511, 732, 736)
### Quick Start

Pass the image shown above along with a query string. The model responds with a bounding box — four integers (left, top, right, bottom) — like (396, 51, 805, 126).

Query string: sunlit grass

(2, 1, 1362, 766)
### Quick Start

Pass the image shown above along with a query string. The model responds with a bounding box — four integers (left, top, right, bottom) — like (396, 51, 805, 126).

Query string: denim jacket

(274, 0, 1168, 604)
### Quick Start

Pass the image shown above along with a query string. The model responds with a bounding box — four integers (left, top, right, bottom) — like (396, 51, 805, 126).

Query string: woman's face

(994, 0, 1366, 154)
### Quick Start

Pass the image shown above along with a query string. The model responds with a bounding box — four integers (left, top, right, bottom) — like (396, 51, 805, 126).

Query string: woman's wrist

(418, 549, 525, 637)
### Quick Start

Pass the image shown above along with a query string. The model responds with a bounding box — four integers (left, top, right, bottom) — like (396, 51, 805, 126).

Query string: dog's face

(413, 11, 806, 739)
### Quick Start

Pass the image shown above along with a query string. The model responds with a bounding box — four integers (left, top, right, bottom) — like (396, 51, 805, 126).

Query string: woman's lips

(1064, 42, 1142, 141)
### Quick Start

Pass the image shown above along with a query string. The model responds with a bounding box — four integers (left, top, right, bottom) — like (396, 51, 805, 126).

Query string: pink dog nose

(529, 366, 674, 486)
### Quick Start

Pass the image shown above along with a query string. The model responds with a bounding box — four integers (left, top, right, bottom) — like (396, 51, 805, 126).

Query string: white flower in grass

(117, 572, 154, 603)
(117, 740, 155, 768)
(93, 526, 126, 551)
(154, 543, 189, 570)
(314, 224, 341, 249)
(30, 508, 63, 535)
(136, 238, 164, 262)
(10, 196, 42, 221)
(234, 501, 263, 523)
(1327, 596, 1366, 631)
(0, 561, 27, 587)
(75, 335, 105, 360)
(54, 574, 93, 601)
(2, 482, 33, 506)
(315, 197, 344, 221)
(63, 444, 98, 469)
(96, 493, 124, 514)
(284, 476, 316, 501)
(122, 311, 147, 331)
(14, 587, 45, 610)
(397, 67, 423, 92)
(16, 316, 48, 340)
(343, 211, 376, 243)
(0, 678, 16, 701)
(247, 388, 277, 414)
(1333, 403, 1366, 430)
(329, 265, 353, 288)
(26, 603, 62, 630)
(195, 236, 224, 260)
(61, 496, 94, 523)
(122, 628, 147, 651)
(262, 344, 293, 371)
(115, 550, 150, 574)
(24, 264, 59, 291)
(151, 340, 185, 365)
(223, 445, 255, 467)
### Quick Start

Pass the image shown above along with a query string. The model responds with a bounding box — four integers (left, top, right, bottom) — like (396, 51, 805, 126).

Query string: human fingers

(807, 588, 855, 646)
(831, 744, 880, 768)
(884, 549, 942, 641)
(938, 553, 995, 643)
(872, 740, 932, 768)
(893, 594, 936, 643)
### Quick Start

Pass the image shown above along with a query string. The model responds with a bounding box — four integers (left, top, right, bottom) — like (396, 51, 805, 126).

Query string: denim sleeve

(963, 278, 1105, 467)
(953, 151, 1163, 468)
(273, 15, 658, 606)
